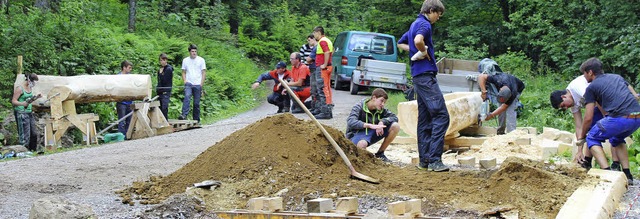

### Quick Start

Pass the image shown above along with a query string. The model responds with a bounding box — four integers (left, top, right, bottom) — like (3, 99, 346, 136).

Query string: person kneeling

(345, 88, 400, 162)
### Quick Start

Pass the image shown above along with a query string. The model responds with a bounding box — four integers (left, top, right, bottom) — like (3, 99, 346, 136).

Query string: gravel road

(1, 88, 638, 218)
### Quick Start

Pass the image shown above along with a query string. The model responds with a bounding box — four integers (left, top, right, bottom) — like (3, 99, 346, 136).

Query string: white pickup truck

(349, 59, 408, 95)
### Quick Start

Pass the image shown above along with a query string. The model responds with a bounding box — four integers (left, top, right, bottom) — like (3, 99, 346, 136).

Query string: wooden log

(398, 92, 483, 140)
(15, 74, 151, 108)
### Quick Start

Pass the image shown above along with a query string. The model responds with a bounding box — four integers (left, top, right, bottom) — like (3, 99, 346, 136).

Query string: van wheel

(350, 81, 359, 95)
(333, 79, 342, 90)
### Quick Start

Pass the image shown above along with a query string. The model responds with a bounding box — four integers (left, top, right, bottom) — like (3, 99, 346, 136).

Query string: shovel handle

(277, 78, 357, 173)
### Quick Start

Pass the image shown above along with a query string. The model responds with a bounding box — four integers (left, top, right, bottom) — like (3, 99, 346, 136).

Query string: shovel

(278, 78, 379, 184)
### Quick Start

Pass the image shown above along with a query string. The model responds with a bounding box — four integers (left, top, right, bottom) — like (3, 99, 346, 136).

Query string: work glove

(411, 47, 430, 61)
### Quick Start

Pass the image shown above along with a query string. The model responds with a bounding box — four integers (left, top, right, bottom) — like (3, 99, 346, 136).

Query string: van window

(348, 34, 394, 55)
(334, 33, 347, 52)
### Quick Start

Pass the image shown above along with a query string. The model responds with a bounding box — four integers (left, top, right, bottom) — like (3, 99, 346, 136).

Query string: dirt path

(0, 89, 366, 218)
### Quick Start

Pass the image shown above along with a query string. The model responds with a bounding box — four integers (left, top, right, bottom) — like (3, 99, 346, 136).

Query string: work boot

(610, 161, 621, 171)
(291, 104, 304, 114)
(276, 105, 284, 114)
(315, 105, 332, 120)
(427, 160, 450, 172)
(580, 160, 592, 171)
(374, 152, 391, 163)
(178, 115, 186, 120)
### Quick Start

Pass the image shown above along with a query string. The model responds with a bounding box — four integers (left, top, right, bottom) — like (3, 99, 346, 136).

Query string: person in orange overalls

(312, 26, 334, 119)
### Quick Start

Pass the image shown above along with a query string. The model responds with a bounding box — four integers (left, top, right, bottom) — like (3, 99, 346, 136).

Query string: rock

(29, 196, 95, 219)
(193, 180, 221, 190)
(363, 209, 387, 219)
(2, 145, 29, 153)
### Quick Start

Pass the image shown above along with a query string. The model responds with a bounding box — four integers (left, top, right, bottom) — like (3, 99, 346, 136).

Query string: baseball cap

(275, 61, 286, 69)
(497, 87, 512, 103)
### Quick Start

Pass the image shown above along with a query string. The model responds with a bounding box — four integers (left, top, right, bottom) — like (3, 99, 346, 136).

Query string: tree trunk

(398, 92, 483, 139)
(15, 74, 152, 108)
(128, 0, 136, 32)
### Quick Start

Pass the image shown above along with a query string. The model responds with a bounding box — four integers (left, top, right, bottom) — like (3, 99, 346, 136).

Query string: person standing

(12, 73, 41, 152)
(312, 26, 334, 119)
(397, 0, 449, 172)
(179, 44, 207, 123)
(299, 34, 315, 65)
(306, 36, 319, 113)
(251, 61, 292, 113)
(577, 57, 640, 185)
(346, 88, 400, 163)
(286, 52, 311, 113)
(157, 53, 173, 120)
(117, 60, 134, 137)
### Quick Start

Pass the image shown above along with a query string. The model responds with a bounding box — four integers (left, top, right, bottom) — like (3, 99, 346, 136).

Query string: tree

(128, 0, 135, 32)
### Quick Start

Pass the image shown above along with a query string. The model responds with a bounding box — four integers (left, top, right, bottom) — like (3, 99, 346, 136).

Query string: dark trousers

(16, 111, 38, 151)
(413, 73, 450, 164)
(157, 90, 171, 120)
(117, 103, 132, 136)
(181, 83, 202, 122)
(267, 91, 290, 112)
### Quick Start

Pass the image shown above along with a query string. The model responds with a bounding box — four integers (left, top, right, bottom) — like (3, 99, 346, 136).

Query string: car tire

(333, 79, 342, 90)
(350, 81, 359, 95)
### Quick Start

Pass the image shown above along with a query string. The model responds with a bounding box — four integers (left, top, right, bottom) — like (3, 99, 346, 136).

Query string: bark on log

(397, 92, 483, 140)
(14, 74, 152, 108)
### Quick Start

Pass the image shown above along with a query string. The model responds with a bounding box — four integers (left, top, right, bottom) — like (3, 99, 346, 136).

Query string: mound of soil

(118, 114, 589, 218)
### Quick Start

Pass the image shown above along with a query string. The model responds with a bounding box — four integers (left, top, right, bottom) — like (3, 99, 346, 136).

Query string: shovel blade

(350, 172, 380, 184)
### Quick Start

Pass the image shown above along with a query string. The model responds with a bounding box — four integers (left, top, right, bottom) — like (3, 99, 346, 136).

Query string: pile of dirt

(118, 114, 590, 218)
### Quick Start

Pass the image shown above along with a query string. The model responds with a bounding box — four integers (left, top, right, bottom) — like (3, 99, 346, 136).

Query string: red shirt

(290, 64, 310, 86)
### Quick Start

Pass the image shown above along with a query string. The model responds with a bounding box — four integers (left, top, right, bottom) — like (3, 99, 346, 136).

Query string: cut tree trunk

(14, 74, 152, 108)
(397, 92, 483, 140)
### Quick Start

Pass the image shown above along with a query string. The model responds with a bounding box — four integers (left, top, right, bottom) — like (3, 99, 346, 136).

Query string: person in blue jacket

(251, 61, 292, 113)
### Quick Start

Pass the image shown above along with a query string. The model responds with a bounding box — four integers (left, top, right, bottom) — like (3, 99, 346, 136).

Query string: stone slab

(556, 169, 627, 219)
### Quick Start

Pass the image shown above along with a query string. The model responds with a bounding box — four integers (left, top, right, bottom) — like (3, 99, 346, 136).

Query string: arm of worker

(251, 71, 273, 90)
(579, 103, 595, 141)
(411, 34, 431, 61)
(11, 86, 26, 107)
(346, 104, 386, 132)
(485, 103, 508, 121)
(319, 41, 330, 70)
(181, 69, 187, 85)
(478, 74, 489, 101)
(380, 109, 399, 126)
(397, 32, 410, 52)
(201, 69, 206, 86)
(572, 110, 585, 163)
(627, 85, 639, 101)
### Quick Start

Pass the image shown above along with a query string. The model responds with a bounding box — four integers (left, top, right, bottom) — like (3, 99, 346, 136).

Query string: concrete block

(514, 137, 531, 145)
(556, 130, 574, 144)
(479, 158, 497, 169)
(264, 197, 283, 212)
(556, 169, 627, 219)
(307, 198, 333, 213)
(558, 142, 572, 154)
(540, 139, 560, 159)
(247, 197, 267, 211)
(540, 127, 560, 140)
(335, 197, 358, 214)
(405, 199, 422, 216)
(387, 201, 406, 216)
(458, 156, 476, 167)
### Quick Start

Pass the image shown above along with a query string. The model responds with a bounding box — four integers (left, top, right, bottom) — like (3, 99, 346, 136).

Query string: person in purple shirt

(398, 0, 448, 172)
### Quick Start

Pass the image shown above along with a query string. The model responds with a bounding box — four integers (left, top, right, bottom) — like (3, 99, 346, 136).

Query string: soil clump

(118, 114, 589, 218)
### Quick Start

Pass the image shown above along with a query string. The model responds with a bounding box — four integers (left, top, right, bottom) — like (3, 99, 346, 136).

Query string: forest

(1, 0, 640, 169)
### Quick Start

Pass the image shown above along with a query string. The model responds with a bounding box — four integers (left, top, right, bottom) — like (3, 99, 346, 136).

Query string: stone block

(307, 198, 333, 213)
(335, 197, 358, 214)
(540, 127, 560, 140)
(387, 201, 406, 216)
(556, 130, 574, 144)
(265, 197, 283, 212)
(247, 197, 267, 211)
(516, 127, 537, 134)
(514, 137, 531, 145)
(540, 139, 560, 159)
(405, 199, 422, 216)
(458, 156, 476, 167)
(411, 157, 420, 165)
(558, 142, 572, 154)
(479, 157, 497, 169)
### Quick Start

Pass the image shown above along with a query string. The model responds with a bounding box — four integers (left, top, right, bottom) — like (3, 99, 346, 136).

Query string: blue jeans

(16, 111, 38, 151)
(413, 73, 450, 164)
(117, 103, 132, 136)
(586, 116, 640, 148)
(181, 83, 202, 122)
(157, 90, 171, 120)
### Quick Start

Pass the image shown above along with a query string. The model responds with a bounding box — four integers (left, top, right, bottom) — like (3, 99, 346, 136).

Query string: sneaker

(416, 162, 428, 171)
(610, 162, 621, 171)
(374, 152, 391, 163)
(178, 115, 186, 120)
(628, 178, 634, 186)
(428, 160, 450, 172)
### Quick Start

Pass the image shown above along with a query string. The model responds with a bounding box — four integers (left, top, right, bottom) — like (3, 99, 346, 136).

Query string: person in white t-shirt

(179, 44, 207, 123)
(550, 75, 625, 170)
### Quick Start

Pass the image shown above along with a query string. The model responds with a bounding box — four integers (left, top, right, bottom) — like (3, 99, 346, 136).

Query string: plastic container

(480, 101, 489, 121)
(103, 133, 125, 143)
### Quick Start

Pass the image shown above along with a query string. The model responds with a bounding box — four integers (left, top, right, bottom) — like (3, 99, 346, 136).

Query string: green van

(331, 31, 399, 90)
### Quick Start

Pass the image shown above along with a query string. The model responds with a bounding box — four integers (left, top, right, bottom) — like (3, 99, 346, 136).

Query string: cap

(497, 87, 512, 103)
(275, 61, 286, 69)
